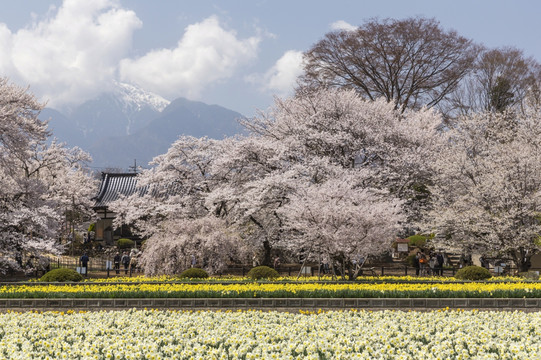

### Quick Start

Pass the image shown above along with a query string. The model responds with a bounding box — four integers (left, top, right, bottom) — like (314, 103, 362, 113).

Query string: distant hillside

(39, 83, 245, 169)
(88, 97, 245, 167)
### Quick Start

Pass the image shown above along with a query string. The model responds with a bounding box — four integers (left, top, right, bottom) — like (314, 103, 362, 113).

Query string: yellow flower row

(3, 281, 541, 298)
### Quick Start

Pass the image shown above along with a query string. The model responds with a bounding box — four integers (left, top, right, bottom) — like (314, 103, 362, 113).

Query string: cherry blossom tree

(111, 136, 252, 274)
(114, 88, 441, 272)
(112, 136, 232, 237)
(424, 108, 541, 271)
(242, 89, 443, 224)
(139, 217, 241, 275)
(217, 89, 440, 264)
(279, 166, 403, 278)
(0, 78, 95, 273)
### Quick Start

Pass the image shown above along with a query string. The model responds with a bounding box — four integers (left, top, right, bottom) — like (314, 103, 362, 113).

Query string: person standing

(113, 252, 121, 275)
(428, 253, 437, 276)
(121, 251, 130, 275)
(414, 252, 421, 276)
(129, 249, 139, 274)
(418, 252, 428, 276)
(79, 253, 89, 276)
(436, 252, 445, 276)
(273, 256, 280, 270)
(320, 258, 330, 274)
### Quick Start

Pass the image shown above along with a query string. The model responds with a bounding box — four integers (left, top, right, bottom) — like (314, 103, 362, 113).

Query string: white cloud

(0, 1, 263, 108)
(119, 15, 261, 100)
(246, 50, 304, 96)
(330, 20, 357, 32)
(0, 0, 142, 108)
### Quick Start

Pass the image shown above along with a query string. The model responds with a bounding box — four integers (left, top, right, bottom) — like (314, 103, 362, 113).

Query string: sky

(0, 0, 540, 117)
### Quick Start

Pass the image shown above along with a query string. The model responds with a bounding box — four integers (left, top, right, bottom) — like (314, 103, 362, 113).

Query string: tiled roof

(93, 173, 147, 208)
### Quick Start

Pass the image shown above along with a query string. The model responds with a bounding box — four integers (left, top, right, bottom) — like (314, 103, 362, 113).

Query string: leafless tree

(300, 17, 479, 112)
(446, 47, 541, 116)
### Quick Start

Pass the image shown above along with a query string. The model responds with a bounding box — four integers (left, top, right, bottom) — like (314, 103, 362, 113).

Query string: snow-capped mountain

(42, 83, 244, 169)
(70, 83, 170, 145)
(114, 82, 170, 113)
(112, 82, 170, 135)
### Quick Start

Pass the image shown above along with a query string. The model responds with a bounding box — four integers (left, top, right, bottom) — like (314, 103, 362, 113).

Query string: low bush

(455, 265, 492, 281)
(247, 266, 280, 280)
(178, 268, 209, 279)
(407, 235, 427, 248)
(405, 254, 417, 267)
(518, 271, 540, 280)
(40, 268, 83, 282)
(117, 238, 135, 249)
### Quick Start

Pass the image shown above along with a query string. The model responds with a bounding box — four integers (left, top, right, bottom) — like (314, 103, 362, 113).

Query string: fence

(223, 264, 461, 277)
(45, 259, 535, 279)
(238, 264, 533, 278)
(49, 257, 140, 278)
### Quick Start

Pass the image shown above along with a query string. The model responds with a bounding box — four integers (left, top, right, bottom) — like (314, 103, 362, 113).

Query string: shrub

(519, 271, 540, 280)
(405, 254, 417, 267)
(454, 265, 492, 281)
(40, 268, 83, 282)
(178, 268, 209, 279)
(117, 238, 135, 249)
(247, 266, 280, 280)
(407, 235, 427, 248)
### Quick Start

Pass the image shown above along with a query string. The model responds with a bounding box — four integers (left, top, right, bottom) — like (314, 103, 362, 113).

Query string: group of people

(414, 251, 445, 276)
(113, 249, 140, 275)
(251, 255, 281, 270)
(78, 249, 141, 276)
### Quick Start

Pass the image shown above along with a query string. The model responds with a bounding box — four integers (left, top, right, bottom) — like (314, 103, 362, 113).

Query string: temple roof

(92, 173, 147, 208)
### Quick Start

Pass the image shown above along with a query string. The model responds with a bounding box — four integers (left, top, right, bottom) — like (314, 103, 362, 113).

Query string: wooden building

(92, 173, 147, 245)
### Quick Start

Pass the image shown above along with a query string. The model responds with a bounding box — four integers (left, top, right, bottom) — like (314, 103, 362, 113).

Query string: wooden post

(318, 253, 321, 280)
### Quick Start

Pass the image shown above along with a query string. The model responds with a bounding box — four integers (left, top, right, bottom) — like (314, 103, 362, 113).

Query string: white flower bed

(0, 309, 539, 359)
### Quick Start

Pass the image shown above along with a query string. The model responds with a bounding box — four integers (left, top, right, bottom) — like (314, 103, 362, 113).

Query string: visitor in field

(130, 249, 139, 273)
(320, 258, 330, 274)
(121, 252, 130, 274)
(418, 252, 428, 276)
(113, 252, 121, 274)
(414, 252, 421, 276)
(273, 256, 280, 270)
(436, 252, 445, 275)
(80, 253, 89, 276)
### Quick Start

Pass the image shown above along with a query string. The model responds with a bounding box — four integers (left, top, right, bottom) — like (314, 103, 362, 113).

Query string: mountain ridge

(41, 83, 245, 169)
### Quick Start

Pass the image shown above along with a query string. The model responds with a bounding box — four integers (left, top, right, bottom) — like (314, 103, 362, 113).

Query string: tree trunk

(262, 239, 272, 267)
(511, 248, 531, 273)
(346, 262, 355, 281)
(517, 256, 532, 273)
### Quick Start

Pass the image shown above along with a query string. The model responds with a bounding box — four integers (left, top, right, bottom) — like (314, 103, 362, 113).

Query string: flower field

(4, 279, 541, 298)
(0, 308, 539, 359)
